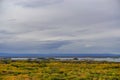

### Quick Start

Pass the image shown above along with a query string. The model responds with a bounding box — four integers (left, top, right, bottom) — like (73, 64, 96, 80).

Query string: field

(0, 60, 120, 80)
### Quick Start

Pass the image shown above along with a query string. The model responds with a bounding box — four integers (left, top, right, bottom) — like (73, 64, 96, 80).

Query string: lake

(10, 57, 120, 62)
(56, 58, 120, 62)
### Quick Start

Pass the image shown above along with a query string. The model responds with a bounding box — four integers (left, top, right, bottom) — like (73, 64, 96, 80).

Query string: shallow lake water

(56, 58, 120, 62)
(11, 57, 120, 62)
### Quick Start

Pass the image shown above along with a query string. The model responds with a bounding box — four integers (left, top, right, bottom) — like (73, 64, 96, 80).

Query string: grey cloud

(58, 38, 120, 53)
(7, 19, 17, 22)
(0, 0, 3, 14)
(0, 30, 14, 35)
(0, 0, 120, 53)
(0, 40, 71, 53)
(16, 0, 64, 8)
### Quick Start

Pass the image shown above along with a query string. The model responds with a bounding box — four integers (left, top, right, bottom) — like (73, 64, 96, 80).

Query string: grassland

(0, 60, 120, 80)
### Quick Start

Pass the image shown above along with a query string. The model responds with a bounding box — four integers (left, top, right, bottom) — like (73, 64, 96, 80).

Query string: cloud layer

(0, 0, 120, 54)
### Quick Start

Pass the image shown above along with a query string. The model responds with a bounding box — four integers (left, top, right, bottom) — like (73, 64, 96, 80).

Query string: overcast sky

(0, 0, 120, 54)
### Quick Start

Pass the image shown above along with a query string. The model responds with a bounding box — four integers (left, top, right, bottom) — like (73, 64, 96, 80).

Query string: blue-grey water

(56, 58, 120, 62)
(11, 58, 36, 60)
(11, 57, 120, 62)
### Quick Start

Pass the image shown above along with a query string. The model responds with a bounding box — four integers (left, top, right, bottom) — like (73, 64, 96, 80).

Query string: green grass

(0, 60, 120, 80)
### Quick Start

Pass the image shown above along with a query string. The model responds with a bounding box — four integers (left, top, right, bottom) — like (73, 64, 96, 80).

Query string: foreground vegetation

(0, 59, 120, 80)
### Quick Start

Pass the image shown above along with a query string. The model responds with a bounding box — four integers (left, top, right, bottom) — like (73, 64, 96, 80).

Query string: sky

(0, 0, 120, 54)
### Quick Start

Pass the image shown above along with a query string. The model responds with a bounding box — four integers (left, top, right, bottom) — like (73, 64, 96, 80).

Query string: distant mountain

(0, 53, 120, 58)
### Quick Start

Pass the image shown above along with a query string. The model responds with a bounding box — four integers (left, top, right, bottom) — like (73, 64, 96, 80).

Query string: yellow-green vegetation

(0, 60, 120, 80)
